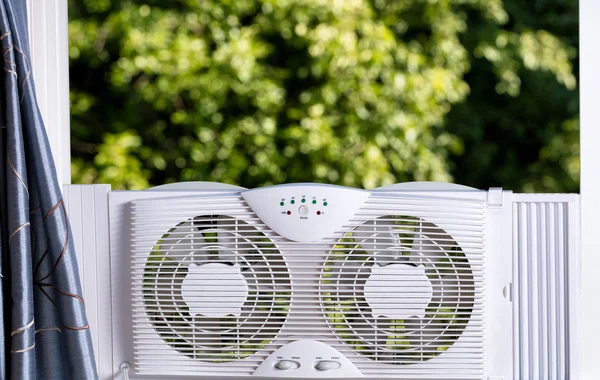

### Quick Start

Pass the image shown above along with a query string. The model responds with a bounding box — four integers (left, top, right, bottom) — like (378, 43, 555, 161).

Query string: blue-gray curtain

(0, 1, 98, 379)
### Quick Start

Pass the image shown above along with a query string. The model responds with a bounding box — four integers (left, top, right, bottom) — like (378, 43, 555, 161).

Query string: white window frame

(27, 0, 70, 186)
(580, 1, 598, 377)
(29, 1, 599, 377)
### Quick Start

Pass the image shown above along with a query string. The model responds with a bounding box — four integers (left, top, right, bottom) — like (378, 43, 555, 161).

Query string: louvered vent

(513, 201, 576, 379)
(130, 193, 486, 378)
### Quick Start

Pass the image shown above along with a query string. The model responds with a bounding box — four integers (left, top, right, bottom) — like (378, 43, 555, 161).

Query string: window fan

(63, 182, 580, 379)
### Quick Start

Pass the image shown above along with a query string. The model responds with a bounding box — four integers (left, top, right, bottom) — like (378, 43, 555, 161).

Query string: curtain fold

(0, 1, 98, 379)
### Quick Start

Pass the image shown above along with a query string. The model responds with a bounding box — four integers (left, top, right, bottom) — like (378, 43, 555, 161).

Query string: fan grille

(142, 215, 291, 362)
(321, 215, 475, 364)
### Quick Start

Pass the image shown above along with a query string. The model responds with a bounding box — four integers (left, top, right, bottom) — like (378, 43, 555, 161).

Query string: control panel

(252, 340, 363, 378)
(241, 184, 370, 242)
(278, 194, 329, 217)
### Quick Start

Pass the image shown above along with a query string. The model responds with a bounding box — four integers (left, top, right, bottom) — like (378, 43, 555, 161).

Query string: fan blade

(402, 316, 445, 355)
(379, 317, 415, 358)
(407, 234, 445, 266)
(193, 316, 223, 356)
(241, 259, 273, 286)
(403, 272, 470, 355)
(172, 219, 211, 263)
(328, 259, 370, 294)
(191, 216, 237, 263)
(190, 215, 232, 263)
(215, 228, 237, 263)
(432, 273, 473, 318)
(354, 221, 403, 265)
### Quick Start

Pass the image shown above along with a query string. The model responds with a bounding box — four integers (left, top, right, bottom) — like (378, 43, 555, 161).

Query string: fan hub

(181, 262, 248, 318)
(364, 263, 433, 319)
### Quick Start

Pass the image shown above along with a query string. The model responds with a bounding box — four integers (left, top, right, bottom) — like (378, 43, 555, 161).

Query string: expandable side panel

(485, 190, 514, 379)
(512, 194, 580, 380)
(64, 184, 112, 379)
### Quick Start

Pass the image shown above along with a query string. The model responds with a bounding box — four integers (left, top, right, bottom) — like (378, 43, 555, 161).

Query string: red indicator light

(317, 211, 321, 215)
(287, 211, 291, 215)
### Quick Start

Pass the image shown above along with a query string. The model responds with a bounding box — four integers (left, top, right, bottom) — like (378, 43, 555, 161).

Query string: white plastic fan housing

(62, 182, 581, 380)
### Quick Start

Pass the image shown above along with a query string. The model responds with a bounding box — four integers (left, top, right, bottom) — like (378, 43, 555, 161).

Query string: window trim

(580, 0, 598, 376)
(27, 0, 70, 186)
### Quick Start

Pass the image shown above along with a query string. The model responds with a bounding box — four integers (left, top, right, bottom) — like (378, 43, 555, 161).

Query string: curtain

(0, 1, 98, 379)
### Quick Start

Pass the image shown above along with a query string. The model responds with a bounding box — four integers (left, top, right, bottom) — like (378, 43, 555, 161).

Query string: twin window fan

(63, 182, 580, 379)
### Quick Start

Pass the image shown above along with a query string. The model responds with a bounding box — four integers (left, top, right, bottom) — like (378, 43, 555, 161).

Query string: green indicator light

(291, 200, 296, 204)
(302, 198, 306, 203)
(323, 202, 328, 206)
(280, 202, 284, 206)
(312, 200, 317, 204)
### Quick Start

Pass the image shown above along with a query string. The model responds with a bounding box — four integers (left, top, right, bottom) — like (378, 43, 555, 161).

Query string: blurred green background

(68, 0, 579, 192)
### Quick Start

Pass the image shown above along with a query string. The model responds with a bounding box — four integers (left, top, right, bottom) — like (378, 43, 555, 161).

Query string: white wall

(26, 0, 71, 186)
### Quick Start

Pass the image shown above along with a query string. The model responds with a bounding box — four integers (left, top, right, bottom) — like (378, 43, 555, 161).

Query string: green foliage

(69, 0, 578, 191)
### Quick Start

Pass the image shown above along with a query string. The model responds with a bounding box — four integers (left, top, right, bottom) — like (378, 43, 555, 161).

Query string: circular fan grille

(143, 215, 291, 362)
(320, 215, 474, 364)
